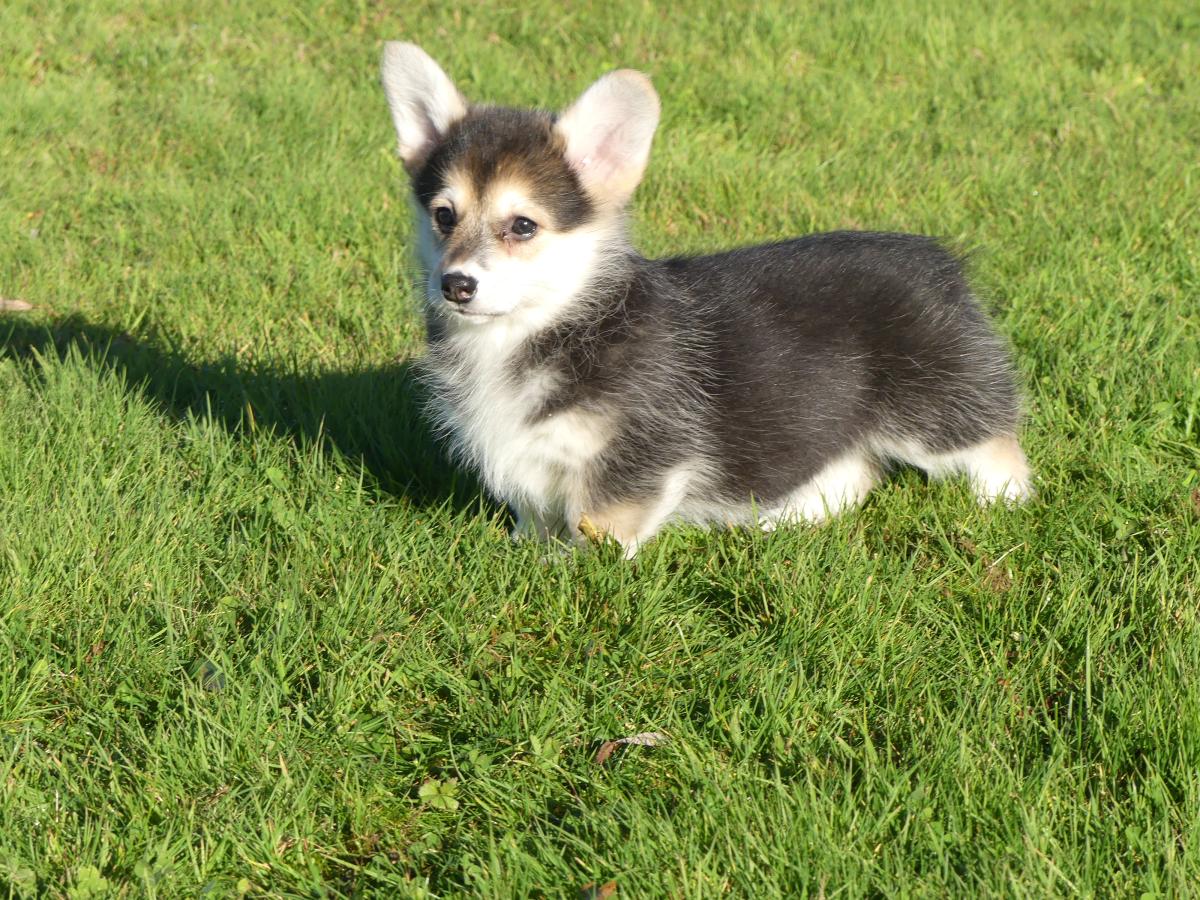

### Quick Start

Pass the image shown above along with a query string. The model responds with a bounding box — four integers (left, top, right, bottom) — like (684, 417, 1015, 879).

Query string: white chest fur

(426, 321, 612, 513)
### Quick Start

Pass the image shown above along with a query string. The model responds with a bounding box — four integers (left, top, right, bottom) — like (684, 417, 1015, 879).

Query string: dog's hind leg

(954, 434, 1034, 503)
(885, 434, 1034, 504)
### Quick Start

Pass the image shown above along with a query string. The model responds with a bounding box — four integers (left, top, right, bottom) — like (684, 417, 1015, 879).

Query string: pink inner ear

(558, 70, 659, 201)
(574, 134, 612, 178)
(569, 123, 630, 187)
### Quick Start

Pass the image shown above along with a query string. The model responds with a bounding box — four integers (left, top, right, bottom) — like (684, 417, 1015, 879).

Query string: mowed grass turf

(2, 0, 1199, 895)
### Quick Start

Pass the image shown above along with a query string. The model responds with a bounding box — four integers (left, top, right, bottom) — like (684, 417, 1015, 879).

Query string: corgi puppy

(379, 43, 1033, 556)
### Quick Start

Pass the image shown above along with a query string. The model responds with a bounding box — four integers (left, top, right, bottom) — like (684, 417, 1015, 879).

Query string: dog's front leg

(576, 500, 667, 559)
(510, 504, 566, 543)
(576, 466, 695, 557)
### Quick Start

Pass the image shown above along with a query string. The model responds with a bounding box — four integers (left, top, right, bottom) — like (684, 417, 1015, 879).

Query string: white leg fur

(762, 453, 880, 530)
(884, 434, 1033, 504)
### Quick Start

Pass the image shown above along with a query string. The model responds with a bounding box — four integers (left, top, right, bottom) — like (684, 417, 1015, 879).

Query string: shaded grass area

(2, 0, 1199, 895)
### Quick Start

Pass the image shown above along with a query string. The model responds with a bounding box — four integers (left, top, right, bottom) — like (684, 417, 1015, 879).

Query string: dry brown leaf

(577, 515, 604, 545)
(0, 298, 34, 312)
(983, 565, 1012, 593)
(1191, 487, 1200, 518)
(593, 731, 669, 765)
(579, 880, 617, 899)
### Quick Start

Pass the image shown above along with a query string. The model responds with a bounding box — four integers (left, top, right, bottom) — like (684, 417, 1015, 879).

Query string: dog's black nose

(441, 272, 477, 304)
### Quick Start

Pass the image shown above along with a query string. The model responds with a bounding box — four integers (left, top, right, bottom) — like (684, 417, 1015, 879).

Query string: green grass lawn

(2, 0, 1199, 895)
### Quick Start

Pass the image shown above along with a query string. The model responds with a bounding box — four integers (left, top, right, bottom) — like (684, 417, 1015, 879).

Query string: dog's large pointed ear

(556, 70, 660, 206)
(380, 42, 466, 173)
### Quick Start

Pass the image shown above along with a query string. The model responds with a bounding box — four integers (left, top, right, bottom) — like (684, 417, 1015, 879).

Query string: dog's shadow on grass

(1, 313, 482, 510)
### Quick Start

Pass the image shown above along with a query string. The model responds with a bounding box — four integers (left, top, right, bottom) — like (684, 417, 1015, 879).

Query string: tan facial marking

(433, 169, 474, 221)
(433, 172, 552, 265)
(431, 170, 483, 268)
(485, 180, 552, 259)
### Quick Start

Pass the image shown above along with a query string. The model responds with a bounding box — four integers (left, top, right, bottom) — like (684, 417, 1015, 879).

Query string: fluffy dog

(380, 44, 1032, 555)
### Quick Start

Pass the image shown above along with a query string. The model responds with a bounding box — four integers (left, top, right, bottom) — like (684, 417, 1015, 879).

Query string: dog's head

(381, 43, 659, 326)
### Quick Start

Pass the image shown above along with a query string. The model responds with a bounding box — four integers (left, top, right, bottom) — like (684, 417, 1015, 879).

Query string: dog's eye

(433, 207, 456, 232)
(510, 216, 538, 239)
